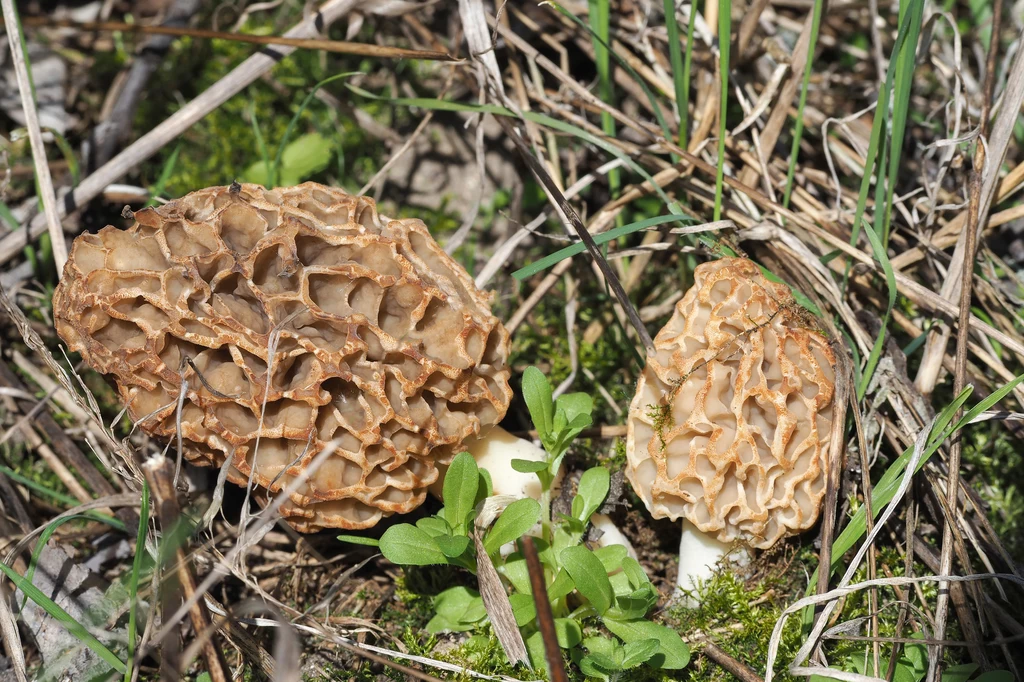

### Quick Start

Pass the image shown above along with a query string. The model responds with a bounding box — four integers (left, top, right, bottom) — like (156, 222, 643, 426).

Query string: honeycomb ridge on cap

(53, 182, 513, 532)
(625, 258, 835, 549)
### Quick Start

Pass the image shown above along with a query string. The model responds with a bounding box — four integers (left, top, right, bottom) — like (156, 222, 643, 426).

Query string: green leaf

(509, 593, 536, 627)
(572, 466, 610, 523)
(611, 587, 658, 620)
(602, 618, 690, 669)
(940, 664, 979, 682)
(578, 656, 614, 682)
(553, 617, 583, 648)
(972, 671, 1014, 682)
(336, 534, 380, 547)
(379, 525, 448, 565)
(435, 534, 470, 558)
(621, 557, 651, 590)
(415, 516, 451, 538)
(429, 586, 486, 632)
(582, 635, 620, 659)
(547, 568, 575, 601)
(522, 366, 554, 441)
(442, 452, 479, 533)
(592, 544, 628, 572)
(511, 459, 548, 473)
(621, 638, 660, 668)
(500, 555, 532, 594)
(483, 498, 541, 555)
(560, 546, 614, 615)
(0, 562, 126, 674)
(525, 630, 547, 670)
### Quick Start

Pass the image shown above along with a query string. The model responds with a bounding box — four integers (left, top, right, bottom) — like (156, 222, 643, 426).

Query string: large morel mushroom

(625, 257, 836, 598)
(53, 182, 513, 532)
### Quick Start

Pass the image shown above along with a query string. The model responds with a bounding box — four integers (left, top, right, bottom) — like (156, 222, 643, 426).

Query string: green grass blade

(550, 3, 673, 140)
(681, 2, 698, 151)
(146, 144, 181, 207)
(271, 72, 359, 188)
(0, 465, 125, 530)
(713, 0, 731, 221)
(803, 372, 1024, 629)
(880, 0, 925, 247)
(587, 0, 620, 199)
(0, 561, 127, 673)
(663, 0, 689, 150)
(513, 214, 693, 279)
(125, 483, 150, 682)
(781, 0, 824, 209)
(248, 97, 271, 190)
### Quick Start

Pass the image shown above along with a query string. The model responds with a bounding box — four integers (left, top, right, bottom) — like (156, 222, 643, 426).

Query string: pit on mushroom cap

(625, 257, 836, 600)
(53, 182, 513, 532)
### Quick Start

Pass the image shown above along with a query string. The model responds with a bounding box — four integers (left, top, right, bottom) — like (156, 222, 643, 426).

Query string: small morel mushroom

(53, 182, 513, 532)
(625, 258, 836, 601)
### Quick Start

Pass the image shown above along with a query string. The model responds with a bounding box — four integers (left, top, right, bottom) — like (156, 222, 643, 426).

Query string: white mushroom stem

(676, 519, 750, 607)
(591, 513, 638, 559)
(435, 426, 637, 556)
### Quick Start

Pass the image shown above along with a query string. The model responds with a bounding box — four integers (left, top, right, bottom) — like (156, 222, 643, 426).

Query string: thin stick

(0, 0, 68, 272)
(6, 16, 458, 61)
(931, 10, 1004, 679)
(143, 457, 231, 682)
(495, 114, 655, 355)
(520, 537, 568, 682)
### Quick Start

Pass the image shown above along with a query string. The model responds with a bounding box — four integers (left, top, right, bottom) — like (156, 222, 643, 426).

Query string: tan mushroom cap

(53, 182, 512, 532)
(625, 258, 835, 549)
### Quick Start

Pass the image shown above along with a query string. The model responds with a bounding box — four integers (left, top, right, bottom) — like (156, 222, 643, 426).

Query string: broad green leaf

(578, 656, 614, 682)
(526, 630, 547, 671)
(940, 664, 978, 682)
(593, 544, 628, 572)
(336, 534, 380, 547)
(379, 524, 448, 566)
(611, 587, 657, 620)
(483, 498, 541, 555)
(548, 568, 575, 601)
(560, 546, 614, 615)
(509, 593, 536, 627)
(435, 534, 470, 558)
(442, 452, 479, 532)
(554, 392, 593, 429)
(415, 516, 451, 538)
(553, 617, 582, 648)
(621, 638, 660, 668)
(433, 586, 485, 629)
(621, 557, 651, 590)
(426, 613, 477, 633)
(500, 555, 532, 594)
(602, 618, 690, 669)
(0, 562, 126, 673)
(461, 596, 487, 624)
(522, 367, 554, 441)
(973, 671, 1014, 682)
(277, 132, 332, 185)
(573, 466, 610, 523)
(582, 635, 620, 660)
(511, 459, 548, 473)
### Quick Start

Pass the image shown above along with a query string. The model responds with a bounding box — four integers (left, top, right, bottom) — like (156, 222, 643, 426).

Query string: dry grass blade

(6, 16, 459, 61)
(472, 531, 530, 666)
(142, 456, 230, 682)
(0, 0, 68, 271)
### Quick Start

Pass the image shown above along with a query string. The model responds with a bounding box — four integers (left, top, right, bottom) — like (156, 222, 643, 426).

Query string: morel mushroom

(53, 182, 513, 532)
(625, 258, 835, 601)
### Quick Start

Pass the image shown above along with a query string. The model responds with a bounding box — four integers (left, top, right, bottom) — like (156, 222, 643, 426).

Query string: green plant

(340, 367, 689, 678)
(811, 634, 1012, 682)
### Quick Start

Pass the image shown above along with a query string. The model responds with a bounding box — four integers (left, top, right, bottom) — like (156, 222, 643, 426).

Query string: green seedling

(340, 367, 689, 677)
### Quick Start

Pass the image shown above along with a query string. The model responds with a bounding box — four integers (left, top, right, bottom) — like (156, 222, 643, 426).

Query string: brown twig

(8, 15, 459, 61)
(520, 537, 568, 682)
(143, 457, 230, 682)
(698, 637, 765, 682)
